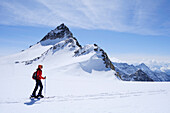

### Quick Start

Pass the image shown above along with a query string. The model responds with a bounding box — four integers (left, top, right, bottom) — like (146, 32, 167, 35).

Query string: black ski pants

(32, 79, 43, 96)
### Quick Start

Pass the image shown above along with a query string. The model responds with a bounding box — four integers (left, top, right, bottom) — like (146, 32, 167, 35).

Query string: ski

(30, 96, 55, 99)
(44, 96, 55, 99)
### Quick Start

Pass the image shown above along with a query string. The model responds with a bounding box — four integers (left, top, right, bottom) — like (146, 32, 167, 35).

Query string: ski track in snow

(0, 89, 167, 105)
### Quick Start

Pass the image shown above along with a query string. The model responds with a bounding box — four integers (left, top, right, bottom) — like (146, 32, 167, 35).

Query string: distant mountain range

(113, 62, 170, 81)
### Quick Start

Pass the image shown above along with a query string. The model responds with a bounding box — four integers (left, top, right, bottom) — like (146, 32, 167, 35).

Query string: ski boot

(30, 94, 37, 99)
(37, 94, 44, 98)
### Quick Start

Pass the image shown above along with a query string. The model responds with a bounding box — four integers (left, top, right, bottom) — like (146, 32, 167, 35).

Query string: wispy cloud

(111, 54, 170, 64)
(0, 0, 170, 36)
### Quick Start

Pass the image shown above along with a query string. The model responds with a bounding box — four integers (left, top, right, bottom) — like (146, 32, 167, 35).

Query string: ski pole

(44, 77, 46, 97)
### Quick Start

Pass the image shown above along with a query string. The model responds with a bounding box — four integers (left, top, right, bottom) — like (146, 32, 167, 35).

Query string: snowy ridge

(74, 44, 98, 56)
(113, 62, 137, 75)
(74, 43, 118, 78)
(17, 37, 79, 65)
(79, 51, 110, 73)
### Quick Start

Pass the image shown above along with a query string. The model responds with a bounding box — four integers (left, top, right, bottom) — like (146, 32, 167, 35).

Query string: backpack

(32, 71, 37, 80)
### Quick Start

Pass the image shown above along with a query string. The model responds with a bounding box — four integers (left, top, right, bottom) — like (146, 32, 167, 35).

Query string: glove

(44, 76, 46, 79)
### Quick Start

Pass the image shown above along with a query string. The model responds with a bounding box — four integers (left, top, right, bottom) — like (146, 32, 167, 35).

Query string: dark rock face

(40, 23, 73, 42)
(38, 23, 82, 48)
(129, 69, 153, 81)
(72, 37, 82, 48)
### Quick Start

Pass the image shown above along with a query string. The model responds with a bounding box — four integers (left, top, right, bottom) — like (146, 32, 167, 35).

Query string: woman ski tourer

(31, 65, 46, 98)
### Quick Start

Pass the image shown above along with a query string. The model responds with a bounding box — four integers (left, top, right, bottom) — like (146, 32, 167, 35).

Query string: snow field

(0, 40, 170, 113)
(0, 63, 170, 113)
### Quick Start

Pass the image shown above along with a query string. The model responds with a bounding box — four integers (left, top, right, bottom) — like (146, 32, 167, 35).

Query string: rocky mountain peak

(40, 23, 73, 45)
(129, 69, 153, 81)
(54, 23, 69, 31)
(139, 63, 147, 67)
(137, 63, 151, 72)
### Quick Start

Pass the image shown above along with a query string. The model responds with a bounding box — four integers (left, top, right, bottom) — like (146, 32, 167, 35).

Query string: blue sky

(0, 0, 170, 63)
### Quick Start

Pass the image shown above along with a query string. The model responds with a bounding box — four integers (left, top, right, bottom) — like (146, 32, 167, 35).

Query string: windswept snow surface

(0, 44, 170, 113)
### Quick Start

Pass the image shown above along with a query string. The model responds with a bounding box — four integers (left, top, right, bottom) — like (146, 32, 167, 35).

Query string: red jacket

(36, 68, 45, 80)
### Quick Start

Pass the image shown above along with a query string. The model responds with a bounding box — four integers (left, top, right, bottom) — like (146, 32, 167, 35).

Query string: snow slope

(0, 63, 170, 113)
(0, 24, 170, 113)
